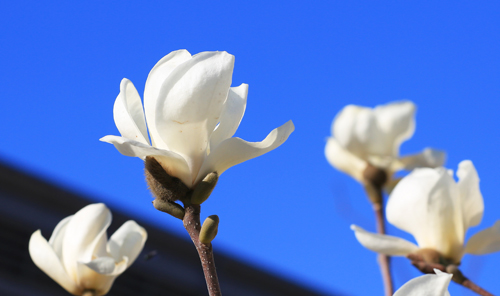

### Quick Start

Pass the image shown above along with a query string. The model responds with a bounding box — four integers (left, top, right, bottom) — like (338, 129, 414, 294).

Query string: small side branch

(184, 204, 221, 296)
(462, 280, 495, 296)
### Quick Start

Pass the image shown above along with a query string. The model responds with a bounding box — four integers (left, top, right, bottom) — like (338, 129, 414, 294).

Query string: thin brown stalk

(82, 291, 96, 296)
(462, 279, 495, 296)
(372, 199, 393, 296)
(183, 204, 221, 296)
(363, 173, 394, 296)
(362, 164, 394, 295)
(360, 162, 394, 295)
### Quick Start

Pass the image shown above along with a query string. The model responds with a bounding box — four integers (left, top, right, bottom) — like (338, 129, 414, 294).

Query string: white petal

(395, 148, 446, 171)
(351, 225, 419, 256)
(393, 269, 452, 296)
(332, 101, 415, 161)
(456, 160, 484, 229)
(144, 50, 192, 148)
(465, 220, 500, 255)
(113, 79, 150, 145)
(48, 215, 73, 259)
(155, 51, 235, 181)
(333, 105, 374, 159)
(209, 84, 248, 152)
(62, 204, 112, 283)
(82, 257, 128, 276)
(76, 262, 122, 296)
(195, 120, 294, 186)
(387, 168, 464, 262)
(108, 220, 147, 267)
(100, 135, 192, 186)
(325, 137, 367, 182)
(29, 230, 81, 295)
(373, 101, 415, 157)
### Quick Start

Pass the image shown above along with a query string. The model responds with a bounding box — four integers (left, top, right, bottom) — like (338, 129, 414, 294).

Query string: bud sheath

(199, 215, 219, 244)
(191, 172, 219, 205)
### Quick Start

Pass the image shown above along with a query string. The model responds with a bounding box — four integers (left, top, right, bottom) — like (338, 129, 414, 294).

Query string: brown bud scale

(145, 156, 190, 203)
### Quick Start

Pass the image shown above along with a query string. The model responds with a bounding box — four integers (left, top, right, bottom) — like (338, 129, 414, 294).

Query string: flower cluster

(326, 101, 500, 294)
(28, 49, 499, 295)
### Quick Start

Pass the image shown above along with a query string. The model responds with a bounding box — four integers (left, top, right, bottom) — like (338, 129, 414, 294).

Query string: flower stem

(183, 204, 221, 296)
(82, 290, 96, 296)
(365, 184, 394, 296)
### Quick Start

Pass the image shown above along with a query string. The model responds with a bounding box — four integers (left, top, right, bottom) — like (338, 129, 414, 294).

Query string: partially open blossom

(394, 269, 452, 296)
(29, 204, 147, 295)
(101, 50, 294, 188)
(325, 101, 445, 183)
(352, 160, 500, 264)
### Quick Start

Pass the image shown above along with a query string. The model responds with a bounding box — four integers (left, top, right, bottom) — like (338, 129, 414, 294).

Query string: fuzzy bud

(199, 215, 219, 244)
(145, 156, 189, 219)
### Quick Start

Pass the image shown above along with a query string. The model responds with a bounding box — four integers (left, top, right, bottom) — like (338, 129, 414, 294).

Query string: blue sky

(1, 1, 499, 295)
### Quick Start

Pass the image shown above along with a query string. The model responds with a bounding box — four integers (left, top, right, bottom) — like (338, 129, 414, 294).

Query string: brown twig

(146, 160, 222, 295)
(362, 164, 393, 296)
(371, 197, 394, 296)
(407, 253, 495, 296)
(462, 279, 495, 296)
(82, 291, 96, 296)
(184, 204, 221, 296)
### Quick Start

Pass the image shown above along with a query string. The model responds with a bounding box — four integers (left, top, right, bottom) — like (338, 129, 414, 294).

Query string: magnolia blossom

(101, 50, 294, 188)
(352, 160, 500, 264)
(393, 269, 452, 296)
(29, 203, 147, 295)
(325, 101, 445, 183)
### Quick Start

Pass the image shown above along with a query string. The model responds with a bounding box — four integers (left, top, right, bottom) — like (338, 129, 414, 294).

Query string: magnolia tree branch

(407, 254, 494, 296)
(362, 164, 393, 296)
(365, 186, 394, 296)
(147, 158, 221, 296)
(373, 202, 393, 296)
(184, 204, 221, 296)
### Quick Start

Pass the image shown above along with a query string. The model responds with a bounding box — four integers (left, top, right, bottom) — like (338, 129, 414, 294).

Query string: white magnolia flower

(29, 203, 147, 295)
(352, 160, 500, 264)
(101, 50, 294, 188)
(325, 101, 445, 182)
(394, 269, 452, 296)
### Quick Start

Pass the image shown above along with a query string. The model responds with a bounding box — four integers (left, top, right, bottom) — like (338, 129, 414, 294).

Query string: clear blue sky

(1, 1, 499, 295)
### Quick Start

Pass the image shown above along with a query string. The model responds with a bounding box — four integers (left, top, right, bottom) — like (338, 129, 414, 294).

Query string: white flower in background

(393, 269, 452, 296)
(325, 101, 445, 183)
(101, 50, 294, 188)
(29, 203, 147, 295)
(352, 160, 500, 264)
